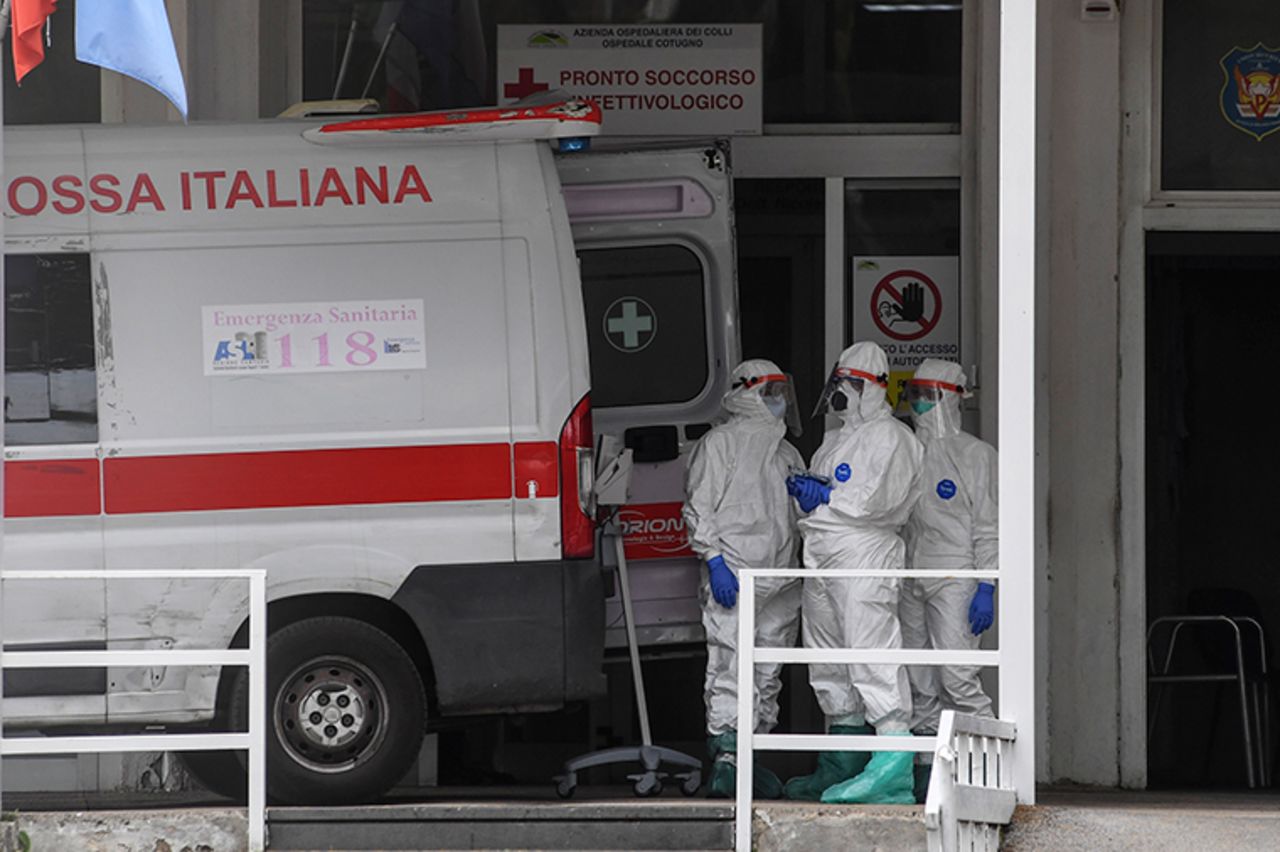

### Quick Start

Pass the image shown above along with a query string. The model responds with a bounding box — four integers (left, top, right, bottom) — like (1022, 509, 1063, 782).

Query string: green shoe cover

(913, 763, 932, 804)
(707, 731, 737, 760)
(707, 755, 737, 798)
(753, 763, 784, 800)
(820, 748, 916, 804)
(706, 731, 738, 798)
(782, 724, 874, 801)
(706, 758, 785, 799)
(704, 730, 785, 800)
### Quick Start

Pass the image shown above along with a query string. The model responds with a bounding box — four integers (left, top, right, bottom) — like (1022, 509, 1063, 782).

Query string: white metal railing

(924, 710, 1018, 852)
(0, 569, 267, 852)
(734, 567, 1005, 852)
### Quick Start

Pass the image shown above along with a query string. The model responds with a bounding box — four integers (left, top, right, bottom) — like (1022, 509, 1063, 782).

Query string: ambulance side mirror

(624, 425, 679, 464)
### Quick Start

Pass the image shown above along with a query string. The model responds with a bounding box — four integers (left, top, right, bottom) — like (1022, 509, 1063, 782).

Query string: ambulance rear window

(579, 245, 708, 408)
(4, 254, 98, 446)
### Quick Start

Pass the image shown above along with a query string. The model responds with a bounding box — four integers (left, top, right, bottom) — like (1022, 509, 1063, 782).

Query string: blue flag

(76, 0, 188, 119)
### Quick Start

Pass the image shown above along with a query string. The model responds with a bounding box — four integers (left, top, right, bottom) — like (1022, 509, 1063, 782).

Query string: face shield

(812, 366, 888, 418)
(733, 372, 802, 436)
(902, 377, 965, 419)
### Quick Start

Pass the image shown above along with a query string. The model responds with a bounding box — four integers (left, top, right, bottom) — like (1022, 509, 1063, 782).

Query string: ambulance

(1, 97, 738, 803)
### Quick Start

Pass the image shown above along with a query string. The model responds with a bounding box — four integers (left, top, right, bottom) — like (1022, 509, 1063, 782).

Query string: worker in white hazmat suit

(899, 359, 997, 801)
(783, 341, 923, 804)
(682, 359, 805, 799)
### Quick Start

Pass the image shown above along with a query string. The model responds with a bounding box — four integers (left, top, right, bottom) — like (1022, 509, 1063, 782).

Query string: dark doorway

(1146, 232, 1279, 789)
(735, 178, 827, 461)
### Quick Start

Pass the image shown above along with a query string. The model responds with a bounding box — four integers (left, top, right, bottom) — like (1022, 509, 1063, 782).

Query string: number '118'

(274, 331, 378, 368)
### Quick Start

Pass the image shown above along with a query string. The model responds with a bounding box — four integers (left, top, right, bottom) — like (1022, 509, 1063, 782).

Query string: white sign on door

(202, 299, 426, 376)
(851, 257, 960, 406)
(497, 24, 762, 136)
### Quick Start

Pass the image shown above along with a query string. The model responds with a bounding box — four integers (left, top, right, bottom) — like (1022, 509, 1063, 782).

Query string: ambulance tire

(230, 615, 428, 805)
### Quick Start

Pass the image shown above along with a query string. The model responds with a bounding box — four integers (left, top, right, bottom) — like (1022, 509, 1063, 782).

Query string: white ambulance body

(1, 106, 737, 803)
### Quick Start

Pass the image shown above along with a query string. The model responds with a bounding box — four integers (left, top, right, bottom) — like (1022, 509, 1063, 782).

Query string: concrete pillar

(260, 0, 305, 119)
(1042, 0, 1125, 786)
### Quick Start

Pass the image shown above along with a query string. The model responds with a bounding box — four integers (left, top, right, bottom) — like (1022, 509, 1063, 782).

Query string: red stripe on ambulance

(6, 443, 568, 517)
(4, 459, 102, 518)
(101, 444, 515, 514)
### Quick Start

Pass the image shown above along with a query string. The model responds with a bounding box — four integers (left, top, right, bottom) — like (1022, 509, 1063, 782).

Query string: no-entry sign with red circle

(869, 269, 943, 341)
(852, 256, 960, 388)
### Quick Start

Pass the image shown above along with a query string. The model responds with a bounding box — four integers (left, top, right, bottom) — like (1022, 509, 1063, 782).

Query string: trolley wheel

(633, 774, 663, 797)
(556, 778, 577, 799)
(680, 771, 702, 796)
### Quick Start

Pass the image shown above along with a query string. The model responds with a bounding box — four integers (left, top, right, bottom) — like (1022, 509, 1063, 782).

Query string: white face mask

(764, 395, 788, 419)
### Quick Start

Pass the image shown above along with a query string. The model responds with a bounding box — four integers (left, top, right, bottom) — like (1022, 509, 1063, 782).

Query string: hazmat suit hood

(831, 341, 892, 426)
(908, 359, 967, 443)
(722, 358, 800, 435)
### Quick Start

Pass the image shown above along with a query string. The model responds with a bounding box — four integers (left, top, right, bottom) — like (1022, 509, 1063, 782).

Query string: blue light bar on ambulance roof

(303, 96, 603, 147)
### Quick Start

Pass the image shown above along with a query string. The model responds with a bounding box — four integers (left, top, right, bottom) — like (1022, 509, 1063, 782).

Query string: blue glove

(969, 582, 995, 635)
(795, 477, 832, 513)
(707, 555, 738, 609)
(786, 475, 802, 498)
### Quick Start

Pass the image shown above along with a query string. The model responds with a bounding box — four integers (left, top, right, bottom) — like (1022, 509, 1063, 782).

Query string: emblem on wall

(1219, 44, 1280, 141)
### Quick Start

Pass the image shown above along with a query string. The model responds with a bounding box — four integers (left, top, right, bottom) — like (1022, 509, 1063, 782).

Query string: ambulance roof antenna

(331, 7, 359, 100)
(360, 21, 397, 100)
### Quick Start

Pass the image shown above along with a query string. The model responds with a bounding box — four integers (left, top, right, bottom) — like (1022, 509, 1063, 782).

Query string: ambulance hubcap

(276, 656, 389, 773)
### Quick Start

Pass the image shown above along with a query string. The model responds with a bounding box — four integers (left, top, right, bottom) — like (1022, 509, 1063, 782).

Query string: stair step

(268, 799, 929, 851)
(1003, 791, 1280, 851)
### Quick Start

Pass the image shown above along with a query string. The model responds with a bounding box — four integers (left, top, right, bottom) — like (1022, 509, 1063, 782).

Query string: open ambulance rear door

(556, 142, 738, 648)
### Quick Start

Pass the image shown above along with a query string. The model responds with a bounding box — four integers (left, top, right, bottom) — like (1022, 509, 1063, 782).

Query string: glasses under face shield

(733, 372, 802, 436)
(812, 366, 888, 418)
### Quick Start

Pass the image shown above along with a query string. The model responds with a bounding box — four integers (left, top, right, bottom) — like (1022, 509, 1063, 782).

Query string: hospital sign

(497, 24, 762, 136)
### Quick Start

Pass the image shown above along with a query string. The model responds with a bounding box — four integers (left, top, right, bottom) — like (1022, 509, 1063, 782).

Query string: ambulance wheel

(231, 615, 427, 805)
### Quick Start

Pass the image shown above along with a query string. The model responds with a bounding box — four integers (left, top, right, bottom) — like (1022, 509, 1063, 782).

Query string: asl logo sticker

(212, 331, 270, 371)
(1220, 44, 1280, 142)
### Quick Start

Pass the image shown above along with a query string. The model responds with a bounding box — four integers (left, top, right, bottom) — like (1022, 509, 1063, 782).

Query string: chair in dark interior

(1147, 588, 1272, 788)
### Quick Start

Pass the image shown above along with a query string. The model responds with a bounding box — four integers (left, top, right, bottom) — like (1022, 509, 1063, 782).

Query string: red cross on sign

(869, 269, 943, 342)
(504, 67, 549, 101)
